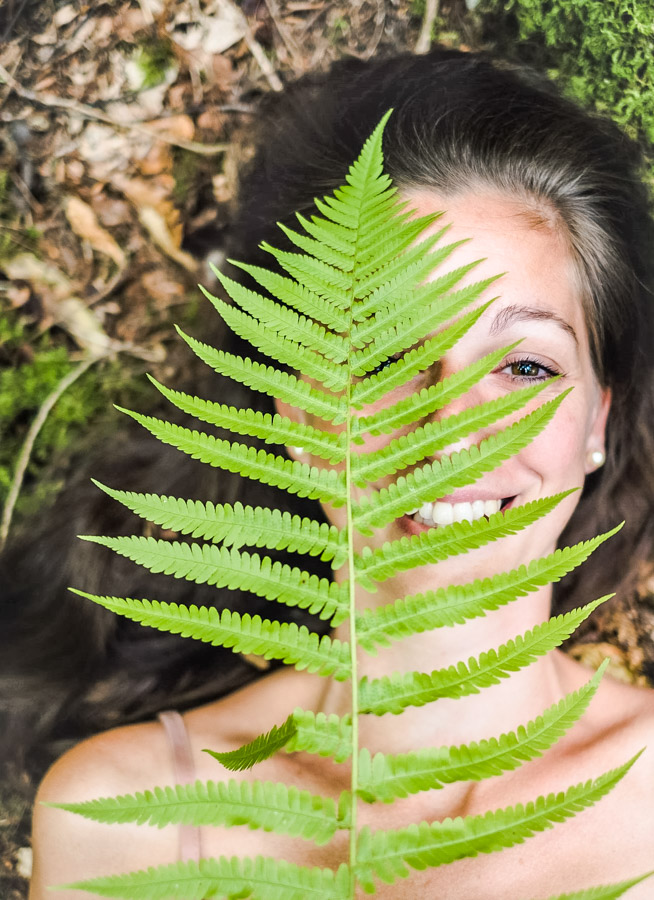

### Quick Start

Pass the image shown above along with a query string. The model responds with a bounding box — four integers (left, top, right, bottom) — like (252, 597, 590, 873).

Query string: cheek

(519, 404, 590, 483)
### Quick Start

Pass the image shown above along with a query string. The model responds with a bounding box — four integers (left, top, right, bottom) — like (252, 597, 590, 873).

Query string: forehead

(400, 187, 590, 347)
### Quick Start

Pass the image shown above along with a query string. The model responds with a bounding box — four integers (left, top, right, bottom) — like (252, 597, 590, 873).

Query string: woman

(25, 49, 654, 897)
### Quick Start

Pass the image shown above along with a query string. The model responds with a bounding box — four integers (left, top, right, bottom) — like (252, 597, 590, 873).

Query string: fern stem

(346, 317, 359, 899)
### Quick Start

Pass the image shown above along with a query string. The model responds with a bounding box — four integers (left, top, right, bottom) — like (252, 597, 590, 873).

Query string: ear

(584, 386, 611, 474)
(273, 396, 310, 463)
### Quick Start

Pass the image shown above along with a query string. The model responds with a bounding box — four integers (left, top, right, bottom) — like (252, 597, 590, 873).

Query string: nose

(423, 379, 497, 458)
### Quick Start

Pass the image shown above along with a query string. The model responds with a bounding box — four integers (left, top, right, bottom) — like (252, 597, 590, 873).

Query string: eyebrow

(489, 304, 578, 345)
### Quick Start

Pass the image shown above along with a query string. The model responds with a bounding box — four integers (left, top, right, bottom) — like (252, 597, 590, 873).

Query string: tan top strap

(157, 710, 202, 863)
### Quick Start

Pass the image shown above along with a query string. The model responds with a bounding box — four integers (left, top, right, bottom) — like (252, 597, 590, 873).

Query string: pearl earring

(588, 449, 606, 468)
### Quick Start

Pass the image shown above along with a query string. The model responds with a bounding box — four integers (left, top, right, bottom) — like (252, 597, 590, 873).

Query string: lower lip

(397, 497, 516, 536)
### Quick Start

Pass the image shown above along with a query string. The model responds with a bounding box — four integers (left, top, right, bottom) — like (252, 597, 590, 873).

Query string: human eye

(498, 355, 561, 383)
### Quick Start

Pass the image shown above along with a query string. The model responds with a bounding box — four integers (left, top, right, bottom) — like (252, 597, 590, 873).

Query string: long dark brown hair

(2, 48, 654, 782)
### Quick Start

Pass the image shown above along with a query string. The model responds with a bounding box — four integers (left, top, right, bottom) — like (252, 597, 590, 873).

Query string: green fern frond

(285, 709, 354, 762)
(175, 329, 346, 423)
(61, 857, 351, 900)
(198, 287, 347, 390)
(291, 211, 359, 255)
(205, 715, 297, 771)
(347, 218, 451, 285)
(276, 222, 356, 272)
(350, 258, 480, 347)
(355, 754, 641, 890)
(531, 873, 654, 900)
(76, 538, 347, 620)
(353, 390, 569, 532)
(352, 378, 555, 484)
(69, 592, 351, 678)
(227, 262, 350, 331)
(91, 484, 347, 567)
(352, 239, 475, 319)
(353, 233, 450, 302)
(351, 297, 497, 381)
(116, 408, 347, 506)
(51, 780, 349, 845)
(354, 491, 576, 587)
(350, 302, 492, 407)
(261, 243, 354, 302)
(356, 663, 606, 802)
(65, 113, 636, 900)
(148, 377, 346, 464)
(358, 597, 609, 715)
(356, 527, 621, 648)
(210, 708, 354, 770)
(210, 269, 349, 362)
(353, 340, 521, 435)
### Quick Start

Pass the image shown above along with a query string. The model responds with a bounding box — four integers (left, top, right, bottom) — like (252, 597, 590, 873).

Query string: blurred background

(1, 0, 653, 894)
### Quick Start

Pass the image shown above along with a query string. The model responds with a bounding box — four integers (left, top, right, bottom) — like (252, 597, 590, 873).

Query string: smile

(408, 497, 513, 527)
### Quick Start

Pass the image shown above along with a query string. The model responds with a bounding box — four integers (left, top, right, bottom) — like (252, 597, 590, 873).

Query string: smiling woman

(15, 48, 654, 899)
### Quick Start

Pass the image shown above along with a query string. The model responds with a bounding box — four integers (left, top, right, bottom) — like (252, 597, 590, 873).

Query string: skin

(30, 191, 654, 899)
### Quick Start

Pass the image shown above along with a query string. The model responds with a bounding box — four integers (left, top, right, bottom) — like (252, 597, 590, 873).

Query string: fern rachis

(51, 114, 652, 900)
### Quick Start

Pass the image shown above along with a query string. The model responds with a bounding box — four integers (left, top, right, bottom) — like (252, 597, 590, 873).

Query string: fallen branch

(0, 355, 97, 553)
(415, 0, 440, 54)
(0, 63, 230, 156)
(223, 0, 283, 92)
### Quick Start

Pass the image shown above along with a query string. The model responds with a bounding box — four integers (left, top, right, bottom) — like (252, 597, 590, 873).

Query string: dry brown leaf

(138, 143, 173, 177)
(113, 174, 186, 250)
(147, 115, 195, 141)
(170, 0, 247, 55)
(3, 253, 116, 358)
(138, 206, 197, 272)
(53, 4, 80, 27)
(92, 195, 132, 228)
(141, 269, 186, 309)
(64, 195, 127, 267)
(56, 297, 117, 358)
(4, 254, 72, 299)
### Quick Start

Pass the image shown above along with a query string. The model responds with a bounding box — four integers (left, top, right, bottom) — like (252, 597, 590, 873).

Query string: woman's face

(278, 190, 611, 595)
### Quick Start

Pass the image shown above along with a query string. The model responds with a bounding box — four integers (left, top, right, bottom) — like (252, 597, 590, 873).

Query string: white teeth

(433, 502, 454, 526)
(485, 499, 501, 517)
(411, 498, 502, 527)
(453, 502, 473, 523)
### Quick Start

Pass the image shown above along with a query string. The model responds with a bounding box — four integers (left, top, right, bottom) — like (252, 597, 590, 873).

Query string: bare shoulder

(29, 670, 313, 900)
(30, 719, 176, 900)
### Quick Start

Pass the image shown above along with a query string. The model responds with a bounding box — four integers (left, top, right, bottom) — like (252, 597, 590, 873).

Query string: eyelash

(366, 353, 562, 383)
(499, 356, 562, 382)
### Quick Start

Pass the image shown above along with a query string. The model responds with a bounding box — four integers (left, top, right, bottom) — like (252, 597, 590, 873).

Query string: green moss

(0, 309, 127, 526)
(129, 37, 176, 91)
(478, 0, 654, 156)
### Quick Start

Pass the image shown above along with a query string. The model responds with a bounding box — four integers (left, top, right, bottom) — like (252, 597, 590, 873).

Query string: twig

(0, 355, 98, 553)
(224, 0, 283, 92)
(86, 265, 129, 308)
(363, 0, 386, 61)
(415, 0, 440, 54)
(0, 63, 230, 156)
(1, 0, 29, 41)
(264, 0, 304, 69)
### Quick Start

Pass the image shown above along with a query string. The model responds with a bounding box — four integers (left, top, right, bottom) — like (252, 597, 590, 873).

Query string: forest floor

(2, 1, 654, 896)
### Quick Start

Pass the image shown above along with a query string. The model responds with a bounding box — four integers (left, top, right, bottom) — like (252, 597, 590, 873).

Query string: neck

(317, 578, 569, 755)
